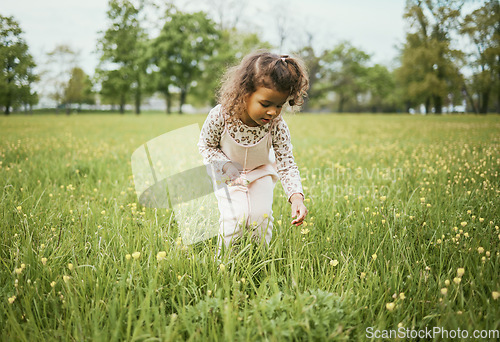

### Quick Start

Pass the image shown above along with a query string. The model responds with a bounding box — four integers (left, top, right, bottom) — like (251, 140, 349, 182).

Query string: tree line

(1, 0, 499, 115)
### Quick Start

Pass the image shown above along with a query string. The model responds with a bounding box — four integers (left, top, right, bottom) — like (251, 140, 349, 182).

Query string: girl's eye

(260, 103, 270, 108)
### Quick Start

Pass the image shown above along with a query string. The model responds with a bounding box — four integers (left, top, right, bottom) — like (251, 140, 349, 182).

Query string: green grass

(0, 113, 499, 341)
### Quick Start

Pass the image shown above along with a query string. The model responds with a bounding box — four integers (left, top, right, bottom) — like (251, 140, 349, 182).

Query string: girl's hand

(290, 193, 308, 226)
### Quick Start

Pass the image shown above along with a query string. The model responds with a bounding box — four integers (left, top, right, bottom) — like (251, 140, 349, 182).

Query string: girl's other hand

(290, 194, 307, 226)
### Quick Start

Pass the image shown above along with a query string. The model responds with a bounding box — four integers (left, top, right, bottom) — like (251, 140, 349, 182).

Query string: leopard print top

(198, 104, 303, 202)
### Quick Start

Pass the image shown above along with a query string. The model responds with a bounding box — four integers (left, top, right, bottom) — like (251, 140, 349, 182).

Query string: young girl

(198, 50, 309, 250)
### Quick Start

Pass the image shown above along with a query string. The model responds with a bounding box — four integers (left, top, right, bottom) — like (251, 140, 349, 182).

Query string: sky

(2, 0, 407, 76)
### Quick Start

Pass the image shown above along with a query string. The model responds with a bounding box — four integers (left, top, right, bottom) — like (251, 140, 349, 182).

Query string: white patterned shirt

(198, 105, 304, 202)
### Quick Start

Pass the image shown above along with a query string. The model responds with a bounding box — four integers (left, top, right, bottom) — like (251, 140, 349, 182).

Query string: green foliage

(149, 8, 220, 113)
(96, 0, 148, 114)
(0, 113, 499, 340)
(396, 0, 464, 113)
(0, 15, 38, 114)
(64, 67, 94, 112)
(461, 0, 500, 114)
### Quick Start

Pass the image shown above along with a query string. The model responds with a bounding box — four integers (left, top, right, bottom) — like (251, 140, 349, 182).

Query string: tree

(44, 44, 78, 113)
(0, 15, 38, 115)
(97, 0, 147, 114)
(461, 0, 500, 113)
(64, 67, 94, 113)
(323, 42, 371, 113)
(396, 0, 464, 114)
(366, 64, 397, 113)
(150, 8, 220, 113)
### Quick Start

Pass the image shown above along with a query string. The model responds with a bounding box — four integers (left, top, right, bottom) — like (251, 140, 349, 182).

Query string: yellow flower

(63, 275, 71, 283)
(219, 263, 226, 272)
(381, 219, 386, 224)
(460, 222, 467, 227)
(125, 254, 131, 260)
(444, 279, 450, 286)
(157, 251, 167, 261)
(360, 272, 366, 279)
(420, 197, 425, 203)
(263, 213, 268, 219)
(177, 275, 182, 281)
(41, 258, 47, 265)
(68, 263, 74, 271)
(301, 228, 310, 235)
(479, 218, 484, 222)
(477, 247, 484, 254)
(8, 296, 16, 304)
(399, 293, 405, 300)
(386, 302, 395, 311)
(241, 277, 246, 284)
(330, 259, 339, 267)
(492, 291, 500, 300)
(467, 210, 472, 215)
(50, 281, 56, 287)
(457, 268, 465, 277)
(453, 277, 461, 285)
(440, 288, 448, 295)
(15, 268, 22, 275)
(16, 206, 22, 211)
(132, 252, 141, 260)
(372, 253, 377, 260)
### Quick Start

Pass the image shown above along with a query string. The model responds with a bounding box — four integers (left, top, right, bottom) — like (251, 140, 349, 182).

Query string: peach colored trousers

(215, 170, 276, 249)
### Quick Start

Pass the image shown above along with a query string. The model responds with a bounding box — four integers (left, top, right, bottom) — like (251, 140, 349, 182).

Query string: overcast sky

(3, 0, 407, 75)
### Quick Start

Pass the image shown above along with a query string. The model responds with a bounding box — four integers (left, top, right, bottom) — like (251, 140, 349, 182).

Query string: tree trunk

(179, 88, 187, 114)
(120, 94, 125, 114)
(164, 89, 172, 114)
(338, 95, 345, 113)
(480, 89, 490, 114)
(434, 95, 442, 114)
(425, 97, 431, 114)
(66, 104, 71, 115)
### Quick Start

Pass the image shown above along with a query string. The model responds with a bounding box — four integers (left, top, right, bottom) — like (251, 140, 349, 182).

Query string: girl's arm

(197, 105, 232, 175)
(271, 116, 304, 203)
(271, 116, 308, 226)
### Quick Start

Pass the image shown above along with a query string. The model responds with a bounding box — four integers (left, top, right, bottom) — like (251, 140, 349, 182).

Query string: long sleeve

(271, 116, 304, 202)
(198, 105, 231, 174)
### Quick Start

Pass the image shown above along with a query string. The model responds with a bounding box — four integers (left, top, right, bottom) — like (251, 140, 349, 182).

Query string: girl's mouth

(261, 118, 270, 124)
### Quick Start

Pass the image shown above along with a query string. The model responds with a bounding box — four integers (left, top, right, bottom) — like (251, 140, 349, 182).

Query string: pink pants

(215, 174, 276, 249)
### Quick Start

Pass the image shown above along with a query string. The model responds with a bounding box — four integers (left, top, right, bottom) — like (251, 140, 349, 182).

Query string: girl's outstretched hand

(290, 193, 308, 226)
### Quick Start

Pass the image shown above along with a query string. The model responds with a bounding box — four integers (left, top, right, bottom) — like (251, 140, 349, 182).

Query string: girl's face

(240, 87, 289, 127)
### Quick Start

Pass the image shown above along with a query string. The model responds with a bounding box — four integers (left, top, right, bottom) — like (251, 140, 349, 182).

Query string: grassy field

(0, 112, 499, 341)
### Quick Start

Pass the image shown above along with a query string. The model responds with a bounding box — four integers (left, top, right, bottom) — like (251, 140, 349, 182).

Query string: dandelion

(381, 219, 386, 224)
(68, 263, 74, 271)
(453, 277, 461, 285)
(360, 272, 366, 279)
(157, 251, 167, 261)
(479, 218, 484, 223)
(486, 251, 490, 257)
(444, 279, 450, 286)
(101, 210, 106, 215)
(219, 263, 226, 272)
(457, 268, 465, 277)
(492, 291, 500, 300)
(441, 288, 448, 295)
(372, 253, 377, 260)
(241, 277, 246, 284)
(16, 206, 22, 212)
(41, 258, 47, 265)
(467, 210, 472, 215)
(63, 275, 71, 283)
(420, 197, 425, 203)
(125, 254, 131, 260)
(177, 275, 182, 281)
(399, 293, 405, 300)
(460, 222, 467, 227)
(50, 281, 56, 288)
(263, 213, 268, 219)
(477, 247, 484, 254)
(330, 259, 339, 267)
(386, 302, 395, 311)
(301, 228, 310, 235)
(8, 296, 16, 304)
(207, 290, 212, 296)
(15, 268, 23, 275)
(132, 252, 141, 260)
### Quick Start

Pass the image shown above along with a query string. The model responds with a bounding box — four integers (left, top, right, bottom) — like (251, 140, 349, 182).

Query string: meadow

(0, 112, 499, 341)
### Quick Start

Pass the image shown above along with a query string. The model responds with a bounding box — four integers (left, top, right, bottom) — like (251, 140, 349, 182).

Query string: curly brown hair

(217, 50, 309, 121)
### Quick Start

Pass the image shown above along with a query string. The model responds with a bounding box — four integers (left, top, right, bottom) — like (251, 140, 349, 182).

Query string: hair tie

(280, 55, 288, 65)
